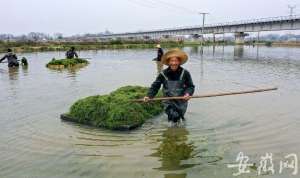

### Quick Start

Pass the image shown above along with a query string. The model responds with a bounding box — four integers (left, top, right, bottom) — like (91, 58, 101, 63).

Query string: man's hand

(183, 93, 191, 101)
(143, 96, 150, 102)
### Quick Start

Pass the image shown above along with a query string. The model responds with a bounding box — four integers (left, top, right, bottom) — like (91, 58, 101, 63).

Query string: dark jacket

(65, 50, 78, 59)
(157, 48, 164, 61)
(147, 66, 195, 98)
(0, 52, 18, 64)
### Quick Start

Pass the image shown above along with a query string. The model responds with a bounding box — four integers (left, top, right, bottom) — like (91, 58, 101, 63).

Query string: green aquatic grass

(64, 86, 164, 130)
(21, 57, 28, 66)
(46, 58, 88, 68)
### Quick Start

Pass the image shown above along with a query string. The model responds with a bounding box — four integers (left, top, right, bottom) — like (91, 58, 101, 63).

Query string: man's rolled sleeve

(184, 71, 195, 96)
(147, 74, 164, 98)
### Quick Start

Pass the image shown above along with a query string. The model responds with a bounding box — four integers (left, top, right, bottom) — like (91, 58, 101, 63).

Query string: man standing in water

(144, 48, 195, 123)
(0, 49, 19, 67)
(153, 44, 164, 75)
(65, 47, 79, 59)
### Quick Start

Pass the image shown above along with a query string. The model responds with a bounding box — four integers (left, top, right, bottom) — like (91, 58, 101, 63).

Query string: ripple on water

(1, 47, 300, 178)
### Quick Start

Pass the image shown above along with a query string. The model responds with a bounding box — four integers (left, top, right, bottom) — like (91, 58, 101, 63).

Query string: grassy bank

(266, 41, 300, 47)
(0, 40, 236, 53)
(245, 41, 300, 47)
(0, 40, 185, 53)
(61, 86, 164, 130)
(1, 40, 299, 53)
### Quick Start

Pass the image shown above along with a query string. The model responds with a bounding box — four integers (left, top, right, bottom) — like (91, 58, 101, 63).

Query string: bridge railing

(163, 14, 300, 30)
(104, 14, 300, 36)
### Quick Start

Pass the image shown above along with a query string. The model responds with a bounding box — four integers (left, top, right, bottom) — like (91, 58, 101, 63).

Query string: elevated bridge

(102, 15, 300, 44)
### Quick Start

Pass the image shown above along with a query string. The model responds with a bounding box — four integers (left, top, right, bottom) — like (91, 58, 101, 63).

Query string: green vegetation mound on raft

(46, 58, 89, 68)
(61, 86, 164, 130)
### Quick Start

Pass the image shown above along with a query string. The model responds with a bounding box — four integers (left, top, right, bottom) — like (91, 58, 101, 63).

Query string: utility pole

(288, 5, 296, 17)
(287, 5, 296, 41)
(199, 12, 209, 46)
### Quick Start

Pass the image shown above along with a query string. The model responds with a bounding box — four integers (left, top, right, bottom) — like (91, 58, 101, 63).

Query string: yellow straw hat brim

(161, 48, 188, 65)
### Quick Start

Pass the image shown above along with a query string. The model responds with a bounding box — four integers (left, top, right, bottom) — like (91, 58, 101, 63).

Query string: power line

(126, 0, 201, 16)
(199, 12, 209, 46)
(127, 0, 199, 15)
(125, 0, 210, 30)
(126, 0, 156, 9)
(126, 0, 189, 14)
(145, 0, 198, 14)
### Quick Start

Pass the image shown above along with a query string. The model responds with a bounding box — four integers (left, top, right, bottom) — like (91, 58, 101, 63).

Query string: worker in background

(153, 44, 164, 75)
(65, 47, 78, 59)
(0, 48, 19, 67)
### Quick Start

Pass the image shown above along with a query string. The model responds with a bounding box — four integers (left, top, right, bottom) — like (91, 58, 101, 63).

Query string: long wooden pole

(132, 87, 278, 102)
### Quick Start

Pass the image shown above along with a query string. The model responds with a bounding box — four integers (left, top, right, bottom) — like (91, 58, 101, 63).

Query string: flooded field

(0, 45, 300, 178)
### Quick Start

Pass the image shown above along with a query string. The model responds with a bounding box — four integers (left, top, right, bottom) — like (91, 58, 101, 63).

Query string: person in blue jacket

(0, 49, 19, 67)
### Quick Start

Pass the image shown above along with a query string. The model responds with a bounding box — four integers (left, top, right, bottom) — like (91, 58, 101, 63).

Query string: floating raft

(46, 58, 89, 69)
(61, 86, 164, 130)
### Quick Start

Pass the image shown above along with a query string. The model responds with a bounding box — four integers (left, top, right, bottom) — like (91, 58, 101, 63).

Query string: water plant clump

(46, 58, 89, 69)
(61, 86, 164, 130)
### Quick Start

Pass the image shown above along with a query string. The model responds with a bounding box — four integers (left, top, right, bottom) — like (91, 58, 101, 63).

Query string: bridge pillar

(234, 32, 247, 44)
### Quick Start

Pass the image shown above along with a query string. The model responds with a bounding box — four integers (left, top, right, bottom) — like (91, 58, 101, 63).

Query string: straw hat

(156, 44, 161, 48)
(161, 48, 188, 65)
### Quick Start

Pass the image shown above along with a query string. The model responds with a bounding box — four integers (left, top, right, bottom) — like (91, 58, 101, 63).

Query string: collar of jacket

(165, 66, 183, 74)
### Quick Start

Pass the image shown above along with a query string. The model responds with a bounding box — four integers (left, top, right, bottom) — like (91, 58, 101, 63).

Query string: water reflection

(1, 47, 300, 178)
(47, 64, 87, 79)
(189, 44, 248, 62)
(150, 127, 195, 178)
(21, 65, 29, 76)
(256, 45, 260, 59)
(164, 173, 187, 178)
(234, 45, 244, 59)
(221, 45, 225, 60)
(66, 66, 83, 78)
(6, 65, 30, 80)
(190, 46, 200, 56)
(8, 67, 19, 80)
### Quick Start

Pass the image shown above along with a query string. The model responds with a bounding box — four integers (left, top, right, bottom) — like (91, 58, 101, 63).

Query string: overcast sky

(0, 0, 299, 35)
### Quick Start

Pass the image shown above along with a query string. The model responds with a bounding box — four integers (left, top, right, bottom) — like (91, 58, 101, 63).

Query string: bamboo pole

(132, 87, 278, 102)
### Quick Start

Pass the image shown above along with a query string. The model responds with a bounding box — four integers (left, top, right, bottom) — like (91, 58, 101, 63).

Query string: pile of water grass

(61, 86, 164, 130)
(46, 58, 88, 69)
